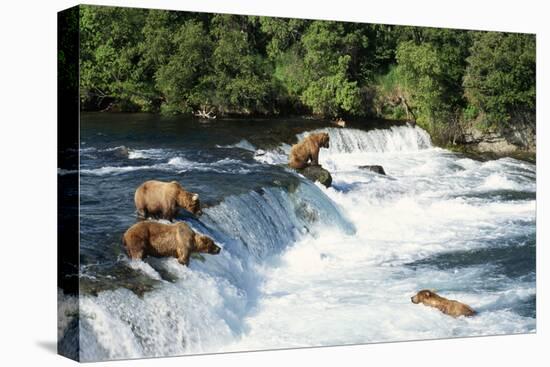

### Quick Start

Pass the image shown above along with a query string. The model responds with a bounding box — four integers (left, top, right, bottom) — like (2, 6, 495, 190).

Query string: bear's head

(176, 190, 202, 216)
(411, 289, 437, 304)
(194, 234, 221, 255)
(317, 132, 330, 148)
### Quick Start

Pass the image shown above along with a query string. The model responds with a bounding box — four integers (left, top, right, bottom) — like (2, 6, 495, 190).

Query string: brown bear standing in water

(122, 221, 220, 266)
(411, 290, 476, 318)
(288, 132, 330, 169)
(134, 180, 202, 220)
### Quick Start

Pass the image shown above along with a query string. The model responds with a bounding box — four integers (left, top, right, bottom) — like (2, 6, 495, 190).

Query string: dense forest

(78, 5, 535, 145)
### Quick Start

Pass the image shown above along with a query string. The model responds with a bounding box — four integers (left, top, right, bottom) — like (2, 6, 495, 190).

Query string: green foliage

(297, 21, 367, 117)
(374, 66, 410, 120)
(462, 104, 479, 122)
(78, 4, 535, 139)
(259, 17, 308, 59)
(376, 65, 405, 97)
(206, 15, 274, 114)
(464, 32, 536, 127)
(58, 7, 79, 96)
(395, 40, 446, 126)
(80, 6, 155, 110)
(301, 55, 361, 117)
(390, 29, 473, 138)
(154, 20, 212, 114)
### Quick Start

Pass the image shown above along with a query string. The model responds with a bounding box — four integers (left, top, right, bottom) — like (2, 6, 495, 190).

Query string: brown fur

(411, 290, 476, 318)
(288, 132, 330, 169)
(122, 221, 220, 266)
(134, 180, 202, 220)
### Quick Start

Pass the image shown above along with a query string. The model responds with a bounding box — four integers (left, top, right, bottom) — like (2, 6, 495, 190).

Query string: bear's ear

(424, 291, 431, 297)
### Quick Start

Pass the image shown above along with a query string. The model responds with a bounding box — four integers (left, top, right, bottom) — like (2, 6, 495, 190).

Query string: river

(58, 113, 536, 361)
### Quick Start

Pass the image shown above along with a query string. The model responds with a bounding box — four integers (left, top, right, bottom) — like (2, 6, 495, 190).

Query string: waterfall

(62, 177, 354, 361)
(299, 125, 433, 154)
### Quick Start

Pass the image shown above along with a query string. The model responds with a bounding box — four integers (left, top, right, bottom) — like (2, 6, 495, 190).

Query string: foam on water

(62, 125, 535, 360)
(217, 139, 257, 152)
(299, 125, 432, 154)
(128, 148, 167, 160)
(253, 144, 291, 165)
(232, 125, 535, 350)
(68, 175, 355, 361)
(80, 156, 258, 176)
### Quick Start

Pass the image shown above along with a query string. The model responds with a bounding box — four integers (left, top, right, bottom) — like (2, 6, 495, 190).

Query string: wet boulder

(113, 146, 130, 159)
(358, 165, 386, 175)
(298, 165, 332, 188)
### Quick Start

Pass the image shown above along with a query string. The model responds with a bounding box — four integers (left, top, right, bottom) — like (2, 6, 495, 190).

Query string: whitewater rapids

(59, 123, 536, 361)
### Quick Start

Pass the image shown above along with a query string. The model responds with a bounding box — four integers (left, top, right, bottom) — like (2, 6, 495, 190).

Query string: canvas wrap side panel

(58, 5, 80, 361)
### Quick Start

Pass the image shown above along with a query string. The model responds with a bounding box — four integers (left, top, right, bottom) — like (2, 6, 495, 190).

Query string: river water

(58, 113, 536, 361)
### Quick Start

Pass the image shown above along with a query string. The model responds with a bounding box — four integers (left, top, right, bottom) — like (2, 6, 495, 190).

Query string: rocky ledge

(457, 114, 535, 154)
(297, 165, 333, 188)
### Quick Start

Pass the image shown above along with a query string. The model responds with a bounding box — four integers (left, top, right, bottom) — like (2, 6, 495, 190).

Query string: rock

(298, 165, 332, 187)
(358, 165, 386, 175)
(458, 113, 535, 154)
(113, 146, 130, 159)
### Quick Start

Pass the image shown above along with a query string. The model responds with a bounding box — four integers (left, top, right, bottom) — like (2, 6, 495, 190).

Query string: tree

(154, 20, 212, 114)
(297, 21, 366, 117)
(80, 6, 153, 110)
(258, 17, 308, 59)
(206, 14, 274, 114)
(301, 55, 361, 116)
(77, 3, 536, 142)
(463, 32, 536, 127)
(395, 41, 446, 127)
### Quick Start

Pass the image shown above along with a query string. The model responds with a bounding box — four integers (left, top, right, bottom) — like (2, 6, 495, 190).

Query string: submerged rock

(358, 165, 386, 175)
(113, 145, 130, 159)
(298, 165, 332, 187)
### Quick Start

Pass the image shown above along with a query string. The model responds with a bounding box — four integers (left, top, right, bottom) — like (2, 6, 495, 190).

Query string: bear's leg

(136, 206, 146, 219)
(290, 156, 305, 169)
(136, 205, 145, 218)
(127, 246, 145, 260)
(310, 149, 320, 166)
(169, 207, 178, 222)
(162, 204, 176, 221)
(176, 247, 190, 266)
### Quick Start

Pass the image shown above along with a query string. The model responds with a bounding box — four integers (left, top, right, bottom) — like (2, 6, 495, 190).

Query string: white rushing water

(61, 125, 535, 361)
(229, 126, 535, 351)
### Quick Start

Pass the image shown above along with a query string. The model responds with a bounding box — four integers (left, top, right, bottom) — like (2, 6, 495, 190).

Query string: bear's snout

(411, 295, 419, 304)
(210, 244, 221, 255)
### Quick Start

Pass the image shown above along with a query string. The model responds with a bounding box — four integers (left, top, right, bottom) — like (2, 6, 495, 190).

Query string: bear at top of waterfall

(123, 221, 220, 266)
(134, 180, 202, 221)
(411, 290, 476, 318)
(288, 132, 330, 169)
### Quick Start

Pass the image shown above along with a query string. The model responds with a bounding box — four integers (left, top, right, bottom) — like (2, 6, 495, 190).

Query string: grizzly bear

(288, 132, 330, 169)
(122, 221, 220, 266)
(134, 180, 202, 220)
(411, 290, 476, 318)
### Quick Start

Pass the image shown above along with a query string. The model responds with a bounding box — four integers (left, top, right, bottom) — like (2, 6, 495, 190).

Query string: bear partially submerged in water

(123, 221, 220, 266)
(135, 180, 202, 220)
(288, 132, 330, 169)
(411, 290, 476, 318)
